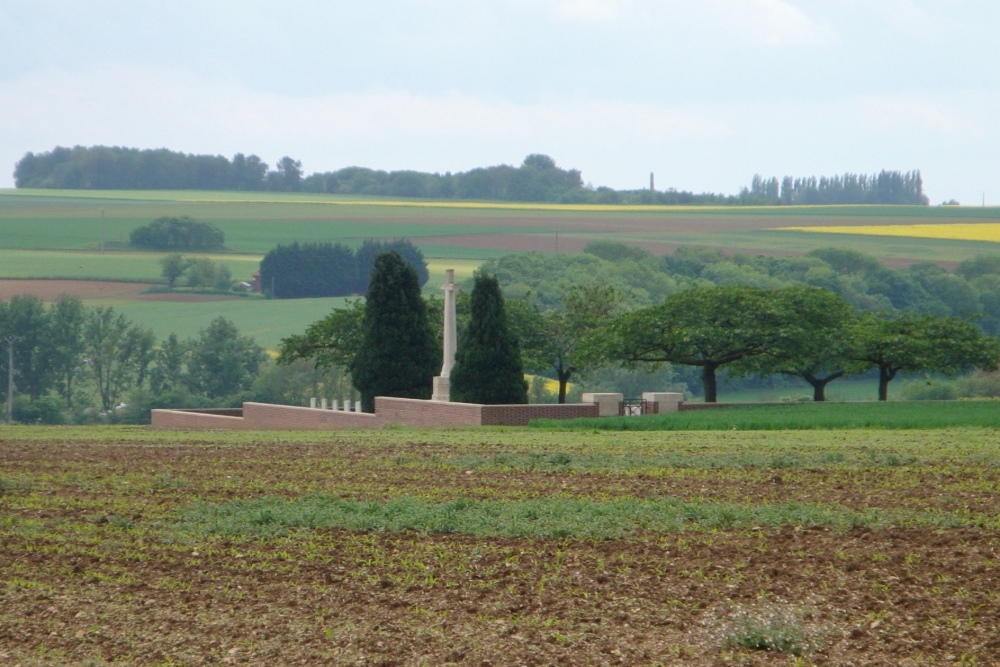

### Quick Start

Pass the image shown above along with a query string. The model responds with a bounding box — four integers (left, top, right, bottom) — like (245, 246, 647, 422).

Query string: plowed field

(2, 427, 999, 665)
(0, 280, 240, 303)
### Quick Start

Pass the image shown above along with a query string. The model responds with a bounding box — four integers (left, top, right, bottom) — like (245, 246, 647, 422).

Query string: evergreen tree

(451, 272, 528, 404)
(350, 252, 438, 412)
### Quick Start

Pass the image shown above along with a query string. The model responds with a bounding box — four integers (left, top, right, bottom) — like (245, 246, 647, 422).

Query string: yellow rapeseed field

(778, 223, 1000, 243)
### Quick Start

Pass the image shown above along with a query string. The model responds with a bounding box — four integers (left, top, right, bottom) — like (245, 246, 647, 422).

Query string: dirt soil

(0, 280, 240, 303)
(2, 433, 999, 665)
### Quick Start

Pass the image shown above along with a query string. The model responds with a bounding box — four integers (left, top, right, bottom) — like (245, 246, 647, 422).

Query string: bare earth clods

(2, 434, 999, 665)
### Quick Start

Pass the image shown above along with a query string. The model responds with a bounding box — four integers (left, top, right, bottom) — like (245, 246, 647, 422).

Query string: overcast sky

(2, 0, 998, 204)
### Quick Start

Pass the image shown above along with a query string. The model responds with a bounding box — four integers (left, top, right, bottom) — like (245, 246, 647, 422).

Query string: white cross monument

(432, 269, 458, 401)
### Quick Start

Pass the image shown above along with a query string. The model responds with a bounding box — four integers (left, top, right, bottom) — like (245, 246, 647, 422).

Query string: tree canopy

(609, 285, 800, 402)
(259, 239, 427, 299)
(451, 273, 528, 404)
(850, 313, 1000, 401)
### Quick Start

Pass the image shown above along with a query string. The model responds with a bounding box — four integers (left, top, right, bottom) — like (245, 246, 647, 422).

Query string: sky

(2, 0, 998, 204)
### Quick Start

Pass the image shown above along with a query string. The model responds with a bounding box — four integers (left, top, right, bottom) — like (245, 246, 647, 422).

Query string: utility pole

(3, 335, 16, 423)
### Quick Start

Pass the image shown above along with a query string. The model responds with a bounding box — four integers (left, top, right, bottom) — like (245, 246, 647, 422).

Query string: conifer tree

(451, 272, 528, 404)
(350, 252, 438, 412)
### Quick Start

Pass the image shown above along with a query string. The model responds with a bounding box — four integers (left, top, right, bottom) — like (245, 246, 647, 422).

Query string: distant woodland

(14, 145, 929, 206)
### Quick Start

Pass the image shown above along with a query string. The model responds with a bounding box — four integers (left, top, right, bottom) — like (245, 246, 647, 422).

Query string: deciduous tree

(82, 307, 155, 411)
(850, 313, 1000, 401)
(185, 317, 267, 401)
(609, 285, 791, 402)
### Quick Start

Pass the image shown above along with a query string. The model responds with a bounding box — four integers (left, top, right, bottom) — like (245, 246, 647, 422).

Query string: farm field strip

(2, 425, 999, 664)
(780, 222, 1000, 243)
(0, 249, 262, 282)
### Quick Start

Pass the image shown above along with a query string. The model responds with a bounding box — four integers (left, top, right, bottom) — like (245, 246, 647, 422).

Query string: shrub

(130, 216, 225, 250)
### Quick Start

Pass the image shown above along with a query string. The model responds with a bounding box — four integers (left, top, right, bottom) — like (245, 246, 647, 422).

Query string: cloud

(710, 0, 837, 47)
(841, 94, 988, 141)
(546, 0, 635, 23)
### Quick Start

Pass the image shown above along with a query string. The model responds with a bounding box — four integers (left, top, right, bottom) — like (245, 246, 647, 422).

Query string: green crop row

(177, 493, 988, 540)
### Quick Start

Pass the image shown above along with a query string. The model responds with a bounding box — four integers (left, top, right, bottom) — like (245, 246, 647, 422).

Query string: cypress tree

(451, 272, 528, 404)
(350, 251, 438, 412)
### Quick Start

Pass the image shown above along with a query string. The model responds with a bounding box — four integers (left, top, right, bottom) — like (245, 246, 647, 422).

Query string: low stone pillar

(310, 397, 317, 408)
(354, 401, 363, 413)
(321, 398, 328, 410)
(330, 399, 339, 411)
(432, 376, 450, 402)
(643, 392, 684, 413)
(582, 392, 624, 417)
(343, 399, 352, 412)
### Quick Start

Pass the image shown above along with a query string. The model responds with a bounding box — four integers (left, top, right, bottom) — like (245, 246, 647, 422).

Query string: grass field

(532, 399, 1000, 431)
(2, 424, 998, 663)
(6, 189, 1000, 259)
(4, 188, 1000, 351)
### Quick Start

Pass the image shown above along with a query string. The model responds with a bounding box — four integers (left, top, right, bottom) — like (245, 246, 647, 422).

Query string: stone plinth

(432, 376, 450, 402)
(582, 392, 624, 417)
(643, 392, 684, 413)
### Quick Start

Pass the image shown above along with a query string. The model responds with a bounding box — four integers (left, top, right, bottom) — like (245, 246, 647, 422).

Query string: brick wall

(242, 403, 382, 430)
(151, 410, 248, 430)
(152, 403, 382, 430)
(154, 398, 600, 430)
(375, 397, 483, 427)
(481, 403, 598, 426)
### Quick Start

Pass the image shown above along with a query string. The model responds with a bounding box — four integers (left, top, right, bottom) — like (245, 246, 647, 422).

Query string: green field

(4, 188, 1000, 351)
(532, 399, 1000, 431)
(5, 189, 1000, 260)
(111, 297, 350, 349)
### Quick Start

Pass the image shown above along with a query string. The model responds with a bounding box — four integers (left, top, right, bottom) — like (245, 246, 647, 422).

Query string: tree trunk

(702, 364, 719, 403)
(557, 369, 572, 404)
(878, 366, 896, 401)
(803, 371, 844, 402)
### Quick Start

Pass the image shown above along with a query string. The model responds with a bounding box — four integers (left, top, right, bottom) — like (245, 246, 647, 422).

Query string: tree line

(6, 245, 1000, 425)
(281, 243, 1000, 405)
(740, 171, 928, 205)
(0, 296, 267, 424)
(15, 145, 929, 206)
(14, 146, 303, 191)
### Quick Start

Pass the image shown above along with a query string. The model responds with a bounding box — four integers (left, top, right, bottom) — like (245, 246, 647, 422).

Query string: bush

(11, 395, 65, 424)
(130, 216, 225, 250)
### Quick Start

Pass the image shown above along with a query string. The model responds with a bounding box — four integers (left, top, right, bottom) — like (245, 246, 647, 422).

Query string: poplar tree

(350, 252, 438, 412)
(451, 272, 528, 404)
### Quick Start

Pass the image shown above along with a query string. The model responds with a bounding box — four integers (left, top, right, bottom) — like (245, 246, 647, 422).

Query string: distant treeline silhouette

(14, 145, 928, 206)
